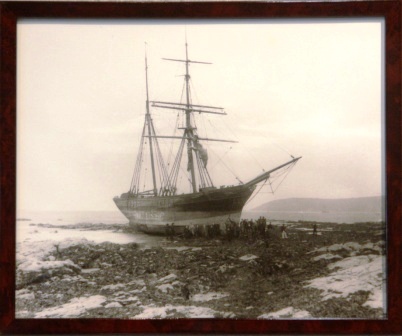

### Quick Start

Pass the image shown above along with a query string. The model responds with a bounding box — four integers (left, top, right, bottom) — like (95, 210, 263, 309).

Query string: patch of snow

(17, 238, 92, 275)
(156, 284, 174, 293)
(313, 253, 342, 261)
(119, 296, 140, 304)
(192, 292, 229, 302)
(100, 283, 126, 291)
(363, 287, 384, 309)
(134, 304, 218, 318)
(305, 255, 385, 306)
(343, 242, 361, 250)
(316, 243, 349, 253)
(17, 292, 35, 301)
(16, 288, 31, 295)
(259, 307, 311, 319)
(158, 273, 177, 283)
(35, 295, 106, 318)
(327, 255, 376, 270)
(81, 268, 100, 274)
(239, 254, 258, 261)
(105, 302, 123, 308)
(128, 279, 146, 286)
(16, 310, 31, 318)
(220, 312, 236, 318)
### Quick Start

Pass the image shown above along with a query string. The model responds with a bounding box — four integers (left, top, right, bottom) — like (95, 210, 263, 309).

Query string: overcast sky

(17, 19, 384, 212)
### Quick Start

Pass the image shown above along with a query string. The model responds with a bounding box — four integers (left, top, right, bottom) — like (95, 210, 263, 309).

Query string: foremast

(145, 50, 158, 196)
(129, 49, 171, 197)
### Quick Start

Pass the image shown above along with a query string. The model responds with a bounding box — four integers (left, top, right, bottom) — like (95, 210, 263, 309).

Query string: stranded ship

(114, 42, 301, 234)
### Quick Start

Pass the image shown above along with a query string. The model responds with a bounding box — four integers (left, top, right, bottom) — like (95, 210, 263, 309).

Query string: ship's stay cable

(207, 146, 242, 184)
(149, 119, 171, 193)
(216, 111, 266, 171)
(269, 161, 297, 193)
(167, 112, 180, 168)
(244, 178, 267, 206)
(245, 161, 297, 205)
(148, 117, 166, 190)
(169, 136, 186, 191)
(130, 122, 147, 194)
(210, 146, 232, 171)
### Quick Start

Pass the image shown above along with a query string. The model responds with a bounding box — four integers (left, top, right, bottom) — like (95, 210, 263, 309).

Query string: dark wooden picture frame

(1, 1, 401, 334)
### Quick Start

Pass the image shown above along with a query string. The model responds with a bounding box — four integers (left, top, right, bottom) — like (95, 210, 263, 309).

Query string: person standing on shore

(281, 224, 288, 239)
(313, 223, 318, 236)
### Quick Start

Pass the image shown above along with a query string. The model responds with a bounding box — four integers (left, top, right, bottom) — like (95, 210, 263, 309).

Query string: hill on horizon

(252, 196, 384, 213)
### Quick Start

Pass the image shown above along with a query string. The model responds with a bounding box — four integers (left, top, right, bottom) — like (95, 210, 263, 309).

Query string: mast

(145, 50, 158, 196)
(158, 41, 235, 194)
(184, 41, 197, 193)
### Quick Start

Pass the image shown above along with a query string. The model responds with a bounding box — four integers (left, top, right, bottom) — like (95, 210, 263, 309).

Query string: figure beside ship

(114, 41, 301, 235)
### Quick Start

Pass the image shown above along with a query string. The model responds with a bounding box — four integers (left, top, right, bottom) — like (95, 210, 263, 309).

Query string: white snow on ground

(100, 283, 127, 291)
(192, 292, 229, 302)
(310, 241, 384, 255)
(81, 268, 100, 274)
(239, 254, 258, 261)
(17, 238, 92, 273)
(313, 253, 342, 261)
(19, 258, 79, 273)
(128, 279, 146, 286)
(259, 307, 311, 319)
(134, 304, 218, 318)
(158, 273, 177, 283)
(364, 287, 384, 309)
(105, 302, 123, 308)
(16, 290, 35, 301)
(305, 255, 385, 305)
(35, 295, 106, 318)
(156, 284, 174, 293)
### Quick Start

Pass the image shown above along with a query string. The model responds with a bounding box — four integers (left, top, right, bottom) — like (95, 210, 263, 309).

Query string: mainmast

(184, 41, 197, 193)
(152, 41, 237, 194)
(145, 50, 158, 196)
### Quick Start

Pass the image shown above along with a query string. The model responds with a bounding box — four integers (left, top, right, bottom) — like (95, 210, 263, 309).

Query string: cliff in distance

(252, 196, 384, 213)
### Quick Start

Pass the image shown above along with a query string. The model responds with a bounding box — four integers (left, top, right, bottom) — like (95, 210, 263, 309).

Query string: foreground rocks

(16, 222, 386, 319)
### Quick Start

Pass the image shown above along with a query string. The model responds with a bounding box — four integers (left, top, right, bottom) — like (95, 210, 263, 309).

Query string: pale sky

(17, 19, 384, 212)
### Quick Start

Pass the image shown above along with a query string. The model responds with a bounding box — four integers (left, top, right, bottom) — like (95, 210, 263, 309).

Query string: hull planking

(113, 184, 256, 234)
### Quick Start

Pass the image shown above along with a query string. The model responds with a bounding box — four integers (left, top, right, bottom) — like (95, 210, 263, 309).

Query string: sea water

(16, 210, 162, 246)
(17, 209, 384, 247)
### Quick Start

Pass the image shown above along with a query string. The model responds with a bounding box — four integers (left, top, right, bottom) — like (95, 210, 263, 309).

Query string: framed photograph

(1, 1, 401, 334)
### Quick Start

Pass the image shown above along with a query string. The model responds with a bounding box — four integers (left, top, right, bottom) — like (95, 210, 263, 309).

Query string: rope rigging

(245, 160, 298, 205)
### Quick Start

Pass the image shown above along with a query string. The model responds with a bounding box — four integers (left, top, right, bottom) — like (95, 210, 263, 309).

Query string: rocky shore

(16, 221, 385, 319)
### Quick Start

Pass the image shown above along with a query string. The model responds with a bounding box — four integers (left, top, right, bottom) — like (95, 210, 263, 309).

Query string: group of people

(167, 216, 295, 241)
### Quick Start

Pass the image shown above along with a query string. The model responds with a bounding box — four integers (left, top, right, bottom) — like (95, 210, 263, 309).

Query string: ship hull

(113, 184, 256, 235)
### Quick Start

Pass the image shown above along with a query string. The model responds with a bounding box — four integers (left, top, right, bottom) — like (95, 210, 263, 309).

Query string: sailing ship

(114, 42, 301, 235)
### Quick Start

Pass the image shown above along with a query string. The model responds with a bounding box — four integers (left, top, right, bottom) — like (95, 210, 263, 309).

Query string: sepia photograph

(16, 19, 386, 320)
